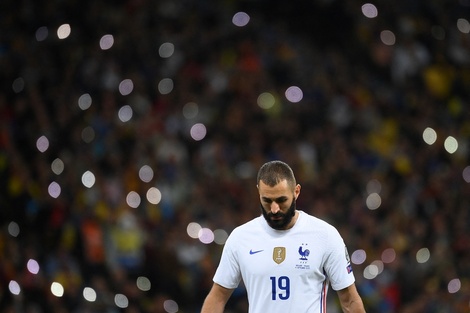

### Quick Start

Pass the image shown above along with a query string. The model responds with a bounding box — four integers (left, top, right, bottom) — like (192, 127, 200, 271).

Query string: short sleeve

(212, 231, 242, 289)
(323, 227, 355, 291)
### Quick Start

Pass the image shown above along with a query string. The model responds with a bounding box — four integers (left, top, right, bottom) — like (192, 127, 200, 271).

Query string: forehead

(258, 180, 292, 197)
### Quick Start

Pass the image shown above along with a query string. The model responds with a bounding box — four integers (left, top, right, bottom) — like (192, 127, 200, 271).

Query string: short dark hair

(257, 160, 296, 188)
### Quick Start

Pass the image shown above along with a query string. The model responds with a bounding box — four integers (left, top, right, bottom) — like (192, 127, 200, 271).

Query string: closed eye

(262, 196, 288, 204)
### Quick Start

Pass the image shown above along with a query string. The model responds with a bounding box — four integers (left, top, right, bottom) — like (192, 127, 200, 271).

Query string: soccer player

(201, 160, 365, 313)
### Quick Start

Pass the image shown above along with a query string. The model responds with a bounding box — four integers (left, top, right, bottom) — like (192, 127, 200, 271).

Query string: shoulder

(297, 211, 344, 243)
(299, 211, 338, 232)
(225, 216, 262, 240)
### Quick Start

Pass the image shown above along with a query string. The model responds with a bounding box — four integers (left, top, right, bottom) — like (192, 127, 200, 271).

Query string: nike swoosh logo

(249, 249, 264, 255)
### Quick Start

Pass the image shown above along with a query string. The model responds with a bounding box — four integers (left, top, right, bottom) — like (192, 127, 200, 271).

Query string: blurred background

(1, 0, 470, 312)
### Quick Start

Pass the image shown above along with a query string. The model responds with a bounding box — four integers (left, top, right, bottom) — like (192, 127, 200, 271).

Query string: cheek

(261, 203, 276, 214)
(280, 204, 291, 212)
(261, 203, 270, 211)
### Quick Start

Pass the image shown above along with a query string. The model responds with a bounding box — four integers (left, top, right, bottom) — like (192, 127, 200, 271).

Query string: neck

(285, 210, 299, 230)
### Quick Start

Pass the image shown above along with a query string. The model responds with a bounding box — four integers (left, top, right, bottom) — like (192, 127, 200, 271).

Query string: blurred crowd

(1, 0, 470, 312)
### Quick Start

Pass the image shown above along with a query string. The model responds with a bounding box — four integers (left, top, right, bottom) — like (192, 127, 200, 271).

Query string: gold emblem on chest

(273, 247, 286, 264)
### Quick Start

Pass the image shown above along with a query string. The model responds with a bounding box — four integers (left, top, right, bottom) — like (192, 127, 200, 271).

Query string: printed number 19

(270, 276, 290, 300)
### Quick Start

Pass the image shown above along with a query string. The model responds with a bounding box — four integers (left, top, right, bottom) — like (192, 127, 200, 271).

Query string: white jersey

(213, 210, 355, 313)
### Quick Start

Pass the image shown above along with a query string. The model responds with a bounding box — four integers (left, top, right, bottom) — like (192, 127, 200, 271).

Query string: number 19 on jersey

(270, 276, 290, 300)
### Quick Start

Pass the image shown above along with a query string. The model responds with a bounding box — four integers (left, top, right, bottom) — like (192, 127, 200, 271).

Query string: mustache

(268, 211, 285, 217)
(260, 199, 296, 230)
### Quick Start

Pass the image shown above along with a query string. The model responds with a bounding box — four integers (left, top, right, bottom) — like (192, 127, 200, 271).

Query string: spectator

(0, 0, 469, 312)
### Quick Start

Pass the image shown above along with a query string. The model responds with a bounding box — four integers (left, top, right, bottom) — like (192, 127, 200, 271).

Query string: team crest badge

(273, 247, 286, 264)
(298, 245, 310, 260)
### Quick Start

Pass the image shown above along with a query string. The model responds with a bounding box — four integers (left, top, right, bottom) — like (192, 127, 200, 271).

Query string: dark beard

(261, 199, 296, 230)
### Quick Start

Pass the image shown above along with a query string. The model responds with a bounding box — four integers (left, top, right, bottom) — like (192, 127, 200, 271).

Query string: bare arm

(337, 283, 366, 313)
(201, 283, 234, 313)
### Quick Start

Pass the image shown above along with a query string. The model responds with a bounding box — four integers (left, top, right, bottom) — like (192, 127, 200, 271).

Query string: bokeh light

(118, 105, 133, 122)
(100, 34, 114, 50)
(83, 287, 97, 302)
(444, 136, 458, 154)
(78, 93, 92, 110)
(136, 276, 151, 291)
(146, 187, 162, 205)
(51, 158, 65, 175)
(366, 192, 381, 210)
(423, 127, 437, 145)
(416, 247, 430, 263)
(351, 249, 367, 265)
(447, 278, 461, 293)
(114, 293, 129, 308)
(198, 228, 214, 244)
(257, 92, 276, 109)
(8, 221, 20, 237)
(187, 222, 202, 239)
(12, 77, 24, 93)
(119, 79, 134, 96)
(285, 86, 303, 103)
(126, 191, 141, 208)
(48, 181, 61, 198)
(51, 282, 64, 297)
(159, 42, 175, 58)
(232, 12, 250, 27)
(213, 229, 229, 245)
(82, 171, 96, 188)
(163, 299, 179, 313)
(57, 24, 71, 39)
(27, 259, 40, 274)
(371, 260, 384, 275)
(190, 123, 207, 141)
(183, 102, 199, 119)
(9, 280, 21, 295)
(363, 264, 379, 279)
(457, 18, 470, 33)
(462, 166, 470, 183)
(81, 126, 95, 143)
(139, 165, 154, 182)
(36, 135, 50, 153)
(380, 30, 396, 45)
(35, 26, 48, 41)
(361, 3, 378, 18)
(158, 78, 174, 94)
(381, 248, 396, 263)
(366, 179, 381, 194)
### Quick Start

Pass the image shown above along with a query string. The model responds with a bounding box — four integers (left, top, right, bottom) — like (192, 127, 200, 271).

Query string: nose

(270, 202, 280, 214)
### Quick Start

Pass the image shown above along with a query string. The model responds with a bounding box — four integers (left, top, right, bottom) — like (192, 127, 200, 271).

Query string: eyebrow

(261, 196, 288, 203)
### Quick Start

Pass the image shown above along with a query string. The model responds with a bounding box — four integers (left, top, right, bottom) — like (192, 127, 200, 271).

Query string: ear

(294, 184, 301, 199)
